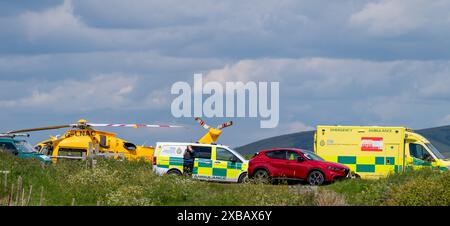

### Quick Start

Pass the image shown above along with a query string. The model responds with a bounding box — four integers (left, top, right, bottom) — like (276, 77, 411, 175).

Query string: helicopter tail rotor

(195, 117, 211, 130)
(217, 121, 233, 130)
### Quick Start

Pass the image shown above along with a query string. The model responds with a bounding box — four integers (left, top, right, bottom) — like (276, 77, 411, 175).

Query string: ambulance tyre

(167, 169, 182, 176)
(238, 172, 248, 183)
(307, 170, 325, 186)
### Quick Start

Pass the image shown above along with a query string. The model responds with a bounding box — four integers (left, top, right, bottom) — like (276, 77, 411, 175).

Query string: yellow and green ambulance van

(152, 142, 249, 183)
(315, 125, 450, 179)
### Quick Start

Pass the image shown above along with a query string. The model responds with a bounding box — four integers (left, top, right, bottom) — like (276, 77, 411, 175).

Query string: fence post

(1, 171, 10, 193)
(39, 186, 44, 206)
(27, 185, 33, 206)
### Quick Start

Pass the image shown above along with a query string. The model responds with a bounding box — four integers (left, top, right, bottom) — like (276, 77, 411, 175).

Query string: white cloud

(0, 75, 138, 111)
(349, 0, 450, 36)
(19, 0, 80, 39)
(286, 121, 314, 133)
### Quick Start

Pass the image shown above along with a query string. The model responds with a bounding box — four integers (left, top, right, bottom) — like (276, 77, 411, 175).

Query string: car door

(213, 147, 243, 182)
(265, 150, 291, 178)
(192, 146, 213, 181)
(285, 150, 309, 179)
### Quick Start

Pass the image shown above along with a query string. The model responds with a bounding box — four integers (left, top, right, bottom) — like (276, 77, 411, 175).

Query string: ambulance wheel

(253, 169, 270, 184)
(307, 170, 325, 186)
(238, 173, 248, 183)
(167, 169, 182, 176)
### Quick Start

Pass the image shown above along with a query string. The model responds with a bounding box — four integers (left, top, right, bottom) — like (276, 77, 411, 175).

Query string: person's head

(187, 145, 193, 152)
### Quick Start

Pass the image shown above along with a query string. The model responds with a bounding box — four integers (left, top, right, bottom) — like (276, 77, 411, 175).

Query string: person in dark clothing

(183, 145, 195, 175)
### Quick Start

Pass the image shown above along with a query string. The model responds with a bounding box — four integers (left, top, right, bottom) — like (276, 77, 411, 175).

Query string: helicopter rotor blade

(86, 123, 183, 128)
(8, 125, 71, 134)
(194, 117, 211, 130)
(217, 121, 233, 130)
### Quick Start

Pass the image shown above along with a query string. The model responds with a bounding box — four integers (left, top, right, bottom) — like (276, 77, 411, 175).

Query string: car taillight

(153, 156, 157, 165)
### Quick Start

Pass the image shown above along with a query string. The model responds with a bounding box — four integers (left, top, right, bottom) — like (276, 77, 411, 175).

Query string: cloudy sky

(1, 0, 450, 148)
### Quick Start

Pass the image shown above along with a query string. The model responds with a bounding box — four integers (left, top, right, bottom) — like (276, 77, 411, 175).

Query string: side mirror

(12, 150, 19, 156)
(297, 156, 305, 162)
(230, 156, 238, 162)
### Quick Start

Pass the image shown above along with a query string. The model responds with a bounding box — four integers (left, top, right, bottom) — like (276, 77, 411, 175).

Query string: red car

(249, 148, 350, 185)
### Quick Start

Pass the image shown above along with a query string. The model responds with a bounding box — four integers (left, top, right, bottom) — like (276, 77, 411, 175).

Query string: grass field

(0, 152, 449, 206)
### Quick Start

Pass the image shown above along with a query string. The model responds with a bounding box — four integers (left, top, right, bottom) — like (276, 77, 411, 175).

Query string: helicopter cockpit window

(124, 142, 137, 151)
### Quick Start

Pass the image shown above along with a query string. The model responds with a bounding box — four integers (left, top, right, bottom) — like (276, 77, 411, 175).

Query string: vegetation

(0, 152, 448, 206)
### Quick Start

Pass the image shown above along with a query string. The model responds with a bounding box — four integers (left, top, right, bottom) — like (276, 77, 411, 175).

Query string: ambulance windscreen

(425, 143, 446, 160)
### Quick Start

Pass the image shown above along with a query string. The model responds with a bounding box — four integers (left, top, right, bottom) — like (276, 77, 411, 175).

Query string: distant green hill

(236, 125, 450, 158)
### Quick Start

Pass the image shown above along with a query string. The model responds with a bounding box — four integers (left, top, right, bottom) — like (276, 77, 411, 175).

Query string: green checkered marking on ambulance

(213, 168, 227, 177)
(338, 156, 356, 164)
(169, 157, 184, 166)
(198, 159, 213, 168)
(386, 157, 395, 165)
(335, 155, 403, 174)
(357, 164, 375, 173)
(227, 162, 243, 170)
(375, 157, 384, 165)
(157, 156, 184, 168)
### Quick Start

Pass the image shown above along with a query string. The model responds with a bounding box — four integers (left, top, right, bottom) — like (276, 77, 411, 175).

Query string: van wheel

(307, 170, 325, 186)
(253, 169, 270, 184)
(167, 170, 182, 176)
(238, 173, 248, 183)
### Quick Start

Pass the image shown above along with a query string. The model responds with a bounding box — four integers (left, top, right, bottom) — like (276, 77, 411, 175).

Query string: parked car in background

(0, 133, 52, 164)
(249, 148, 350, 185)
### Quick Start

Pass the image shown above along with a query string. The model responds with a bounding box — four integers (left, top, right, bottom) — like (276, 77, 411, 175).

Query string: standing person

(183, 145, 195, 175)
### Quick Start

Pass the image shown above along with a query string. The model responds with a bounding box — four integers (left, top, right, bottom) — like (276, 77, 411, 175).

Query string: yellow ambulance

(152, 142, 249, 183)
(315, 125, 450, 179)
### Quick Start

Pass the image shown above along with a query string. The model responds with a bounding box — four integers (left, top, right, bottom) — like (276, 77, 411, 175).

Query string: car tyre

(238, 172, 248, 183)
(307, 170, 325, 186)
(253, 169, 271, 184)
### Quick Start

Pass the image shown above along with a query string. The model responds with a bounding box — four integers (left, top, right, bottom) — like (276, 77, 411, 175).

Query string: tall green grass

(0, 151, 448, 206)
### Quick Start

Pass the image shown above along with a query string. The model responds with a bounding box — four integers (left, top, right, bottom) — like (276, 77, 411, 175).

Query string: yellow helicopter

(8, 119, 182, 163)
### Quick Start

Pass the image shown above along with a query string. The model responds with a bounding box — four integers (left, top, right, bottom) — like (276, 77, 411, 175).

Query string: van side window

(192, 146, 212, 159)
(216, 148, 241, 162)
(409, 143, 432, 161)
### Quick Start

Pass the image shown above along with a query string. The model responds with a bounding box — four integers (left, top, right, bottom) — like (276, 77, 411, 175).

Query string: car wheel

(167, 170, 182, 176)
(253, 169, 270, 183)
(307, 170, 325, 186)
(238, 173, 248, 183)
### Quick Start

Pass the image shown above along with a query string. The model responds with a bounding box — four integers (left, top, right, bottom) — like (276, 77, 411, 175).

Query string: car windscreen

(302, 151, 324, 161)
(14, 140, 37, 153)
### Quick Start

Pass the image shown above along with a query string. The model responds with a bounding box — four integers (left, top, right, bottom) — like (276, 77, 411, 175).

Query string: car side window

(265, 150, 287, 160)
(0, 142, 17, 152)
(216, 148, 241, 162)
(192, 146, 212, 159)
(286, 151, 301, 161)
